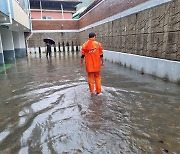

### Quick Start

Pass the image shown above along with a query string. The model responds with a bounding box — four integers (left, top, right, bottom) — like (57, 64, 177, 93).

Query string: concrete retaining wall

(104, 50, 180, 82)
(28, 32, 79, 48)
(79, 0, 180, 61)
(78, 0, 180, 82)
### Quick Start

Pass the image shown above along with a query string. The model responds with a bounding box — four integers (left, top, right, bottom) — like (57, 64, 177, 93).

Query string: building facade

(30, 0, 81, 19)
(0, 0, 31, 65)
(28, 0, 81, 50)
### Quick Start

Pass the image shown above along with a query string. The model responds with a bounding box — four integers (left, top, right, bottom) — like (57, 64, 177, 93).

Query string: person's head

(89, 32, 96, 38)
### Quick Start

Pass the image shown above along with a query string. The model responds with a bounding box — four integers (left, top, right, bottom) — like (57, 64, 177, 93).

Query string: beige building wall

(12, 0, 29, 28)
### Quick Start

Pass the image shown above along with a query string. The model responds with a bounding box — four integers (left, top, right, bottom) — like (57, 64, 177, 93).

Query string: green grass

(0, 63, 14, 73)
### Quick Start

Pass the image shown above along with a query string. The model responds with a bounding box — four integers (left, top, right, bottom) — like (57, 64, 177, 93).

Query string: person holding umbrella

(46, 42, 52, 58)
(43, 38, 55, 58)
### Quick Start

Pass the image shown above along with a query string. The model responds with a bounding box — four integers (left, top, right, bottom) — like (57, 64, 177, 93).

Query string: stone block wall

(28, 32, 79, 48)
(79, 0, 180, 61)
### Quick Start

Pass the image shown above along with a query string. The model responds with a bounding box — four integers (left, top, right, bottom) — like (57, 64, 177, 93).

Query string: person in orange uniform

(81, 32, 104, 94)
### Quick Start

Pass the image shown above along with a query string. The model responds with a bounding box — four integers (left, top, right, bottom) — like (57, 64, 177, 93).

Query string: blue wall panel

(0, 0, 14, 19)
(0, 0, 9, 15)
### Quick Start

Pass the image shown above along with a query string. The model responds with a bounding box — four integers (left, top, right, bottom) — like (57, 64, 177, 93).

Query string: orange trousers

(87, 72, 101, 94)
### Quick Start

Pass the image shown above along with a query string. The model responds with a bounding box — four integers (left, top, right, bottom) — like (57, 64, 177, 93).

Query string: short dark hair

(89, 32, 96, 38)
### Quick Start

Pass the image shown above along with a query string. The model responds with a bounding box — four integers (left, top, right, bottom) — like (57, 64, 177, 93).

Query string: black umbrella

(43, 38, 55, 45)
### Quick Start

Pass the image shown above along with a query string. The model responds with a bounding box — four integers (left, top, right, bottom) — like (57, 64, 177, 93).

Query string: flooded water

(0, 52, 180, 154)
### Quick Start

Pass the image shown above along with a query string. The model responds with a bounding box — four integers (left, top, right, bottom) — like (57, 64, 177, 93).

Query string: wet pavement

(0, 51, 180, 154)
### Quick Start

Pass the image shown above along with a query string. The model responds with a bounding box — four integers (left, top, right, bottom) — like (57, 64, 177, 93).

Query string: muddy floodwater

(0, 52, 180, 154)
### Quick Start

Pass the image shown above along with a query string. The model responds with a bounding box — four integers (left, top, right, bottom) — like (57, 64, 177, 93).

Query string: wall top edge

(32, 30, 79, 33)
(31, 19, 79, 21)
(30, 9, 75, 13)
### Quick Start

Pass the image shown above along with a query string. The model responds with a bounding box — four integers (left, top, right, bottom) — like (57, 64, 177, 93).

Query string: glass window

(42, 16, 53, 19)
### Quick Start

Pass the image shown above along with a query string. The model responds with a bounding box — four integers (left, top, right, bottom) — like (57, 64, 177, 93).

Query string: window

(42, 16, 53, 19)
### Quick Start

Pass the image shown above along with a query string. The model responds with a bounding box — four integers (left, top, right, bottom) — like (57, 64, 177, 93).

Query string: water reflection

(0, 52, 179, 153)
(87, 95, 103, 131)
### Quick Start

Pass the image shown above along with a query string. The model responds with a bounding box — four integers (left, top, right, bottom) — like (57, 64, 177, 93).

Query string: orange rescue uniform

(81, 38, 103, 93)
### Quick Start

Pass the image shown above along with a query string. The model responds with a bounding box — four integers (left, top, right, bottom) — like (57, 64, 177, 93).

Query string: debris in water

(12, 89, 16, 93)
(162, 149, 168, 153)
(159, 140, 164, 144)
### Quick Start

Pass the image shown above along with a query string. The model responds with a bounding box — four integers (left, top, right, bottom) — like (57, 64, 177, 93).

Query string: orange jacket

(82, 38, 103, 72)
